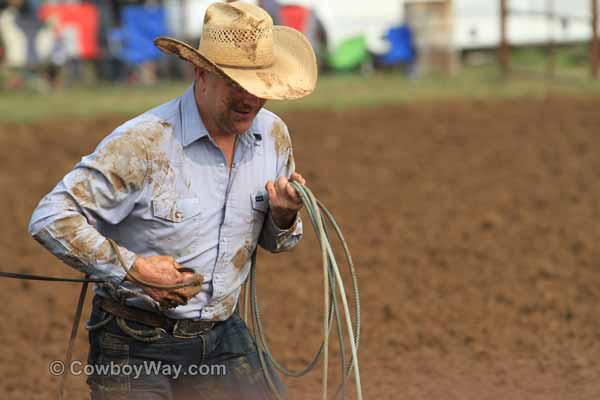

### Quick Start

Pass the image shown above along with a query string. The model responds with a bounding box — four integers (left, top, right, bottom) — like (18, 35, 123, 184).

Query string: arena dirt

(1, 98, 600, 399)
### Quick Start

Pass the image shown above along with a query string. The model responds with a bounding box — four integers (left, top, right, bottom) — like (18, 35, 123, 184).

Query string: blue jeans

(86, 296, 283, 400)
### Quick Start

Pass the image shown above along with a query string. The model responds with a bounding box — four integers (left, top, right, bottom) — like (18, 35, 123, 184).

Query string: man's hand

(127, 256, 203, 308)
(265, 172, 306, 229)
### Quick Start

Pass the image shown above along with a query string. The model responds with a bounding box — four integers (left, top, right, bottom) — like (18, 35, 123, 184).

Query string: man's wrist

(125, 257, 144, 282)
(110, 245, 138, 285)
(271, 210, 297, 230)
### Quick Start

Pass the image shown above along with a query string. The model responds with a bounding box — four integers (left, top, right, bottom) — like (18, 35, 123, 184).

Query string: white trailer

(164, 0, 594, 52)
(455, 0, 592, 50)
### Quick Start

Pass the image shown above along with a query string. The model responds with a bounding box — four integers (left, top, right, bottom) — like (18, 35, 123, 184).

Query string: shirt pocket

(151, 197, 203, 223)
(250, 190, 269, 238)
(148, 197, 207, 256)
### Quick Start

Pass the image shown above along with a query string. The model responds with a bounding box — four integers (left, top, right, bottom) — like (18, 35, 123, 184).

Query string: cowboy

(28, 2, 317, 398)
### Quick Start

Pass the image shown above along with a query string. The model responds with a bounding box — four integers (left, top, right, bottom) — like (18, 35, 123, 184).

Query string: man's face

(195, 68, 267, 137)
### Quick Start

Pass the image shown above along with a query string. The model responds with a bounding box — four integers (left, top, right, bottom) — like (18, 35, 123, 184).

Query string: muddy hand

(128, 256, 203, 308)
(265, 172, 306, 229)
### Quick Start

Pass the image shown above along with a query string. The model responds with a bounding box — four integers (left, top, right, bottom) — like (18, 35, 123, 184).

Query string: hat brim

(154, 26, 317, 100)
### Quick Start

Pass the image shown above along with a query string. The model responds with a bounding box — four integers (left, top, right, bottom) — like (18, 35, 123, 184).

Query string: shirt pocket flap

(251, 191, 269, 214)
(152, 197, 203, 223)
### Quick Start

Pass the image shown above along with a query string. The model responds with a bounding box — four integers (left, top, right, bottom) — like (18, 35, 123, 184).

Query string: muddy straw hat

(154, 1, 317, 100)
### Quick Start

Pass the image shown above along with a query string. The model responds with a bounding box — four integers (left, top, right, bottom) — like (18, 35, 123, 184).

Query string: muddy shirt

(28, 84, 302, 320)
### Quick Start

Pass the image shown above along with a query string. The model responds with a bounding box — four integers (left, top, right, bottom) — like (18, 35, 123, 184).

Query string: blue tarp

(377, 25, 416, 67)
(119, 5, 168, 65)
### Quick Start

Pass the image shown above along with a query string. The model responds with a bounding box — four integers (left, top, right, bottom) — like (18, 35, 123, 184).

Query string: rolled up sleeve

(258, 120, 303, 252)
(259, 209, 302, 252)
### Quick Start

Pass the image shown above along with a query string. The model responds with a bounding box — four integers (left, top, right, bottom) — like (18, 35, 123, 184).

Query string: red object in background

(279, 5, 311, 34)
(39, 3, 99, 60)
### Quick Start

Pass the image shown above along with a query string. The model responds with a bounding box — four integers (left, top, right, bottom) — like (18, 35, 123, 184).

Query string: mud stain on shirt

(271, 120, 291, 156)
(231, 240, 253, 270)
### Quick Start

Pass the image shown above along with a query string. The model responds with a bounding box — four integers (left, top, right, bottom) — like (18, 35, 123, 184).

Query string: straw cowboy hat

(154, 1, 317, 100)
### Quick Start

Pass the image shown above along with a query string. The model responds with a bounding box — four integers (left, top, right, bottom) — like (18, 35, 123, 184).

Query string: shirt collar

(180, 84, 209, 147)
(180, 83, 263, 148)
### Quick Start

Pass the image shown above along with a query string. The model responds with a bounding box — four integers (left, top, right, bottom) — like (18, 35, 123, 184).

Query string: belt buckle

(172, 319, 215, 339)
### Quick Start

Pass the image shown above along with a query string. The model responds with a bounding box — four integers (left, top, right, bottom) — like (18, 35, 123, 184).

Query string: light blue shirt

(28, 84, 302, 320)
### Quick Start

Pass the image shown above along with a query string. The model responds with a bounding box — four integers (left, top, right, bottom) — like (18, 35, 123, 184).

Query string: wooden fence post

(592, 0, 599, 79)
(546, 0, 556, 78)
(499, 0, 510, 76)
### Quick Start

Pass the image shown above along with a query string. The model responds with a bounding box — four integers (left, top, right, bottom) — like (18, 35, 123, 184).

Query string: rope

(57, 279, 89, 400)
(85, 314, 114, 331)
(0, 271, 103, 283)
(115, 317, 164, 342)
(248, 182, 362, 400)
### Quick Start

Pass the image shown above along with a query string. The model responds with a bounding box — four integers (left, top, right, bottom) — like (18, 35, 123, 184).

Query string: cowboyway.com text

(49, 360, 227, 380)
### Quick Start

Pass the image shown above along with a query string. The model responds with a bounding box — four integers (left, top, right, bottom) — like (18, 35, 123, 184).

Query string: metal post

(592, 0, 599, 79)
(499, 0, 510, 76)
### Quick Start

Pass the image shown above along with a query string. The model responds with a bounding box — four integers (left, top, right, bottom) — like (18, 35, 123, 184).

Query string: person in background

(0, 0, 57, 90)
(259, 0, 281, 24)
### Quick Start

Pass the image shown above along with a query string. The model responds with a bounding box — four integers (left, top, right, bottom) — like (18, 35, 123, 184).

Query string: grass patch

(509, 45, 592, 80)
(2, 65, 600, 123)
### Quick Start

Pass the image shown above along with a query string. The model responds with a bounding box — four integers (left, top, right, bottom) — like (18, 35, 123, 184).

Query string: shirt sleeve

(28, 130, 149, 284)
(258, 119, 303, 252)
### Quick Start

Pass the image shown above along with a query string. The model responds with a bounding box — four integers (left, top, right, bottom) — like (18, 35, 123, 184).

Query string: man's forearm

(30, 204, 136, 284)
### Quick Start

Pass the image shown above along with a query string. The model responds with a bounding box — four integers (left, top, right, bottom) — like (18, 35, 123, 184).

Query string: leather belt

(99, 297, 217, 337)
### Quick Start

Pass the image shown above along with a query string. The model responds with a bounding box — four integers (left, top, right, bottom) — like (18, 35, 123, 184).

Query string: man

(28, 2, 317, 398)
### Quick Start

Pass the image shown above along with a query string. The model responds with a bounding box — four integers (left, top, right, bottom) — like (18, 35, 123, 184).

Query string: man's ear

(194, 67, 210, 93)
(196, 67, 212, 82)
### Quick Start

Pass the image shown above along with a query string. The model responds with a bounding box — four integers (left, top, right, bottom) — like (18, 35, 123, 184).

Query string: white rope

(248, 182, 362, 400)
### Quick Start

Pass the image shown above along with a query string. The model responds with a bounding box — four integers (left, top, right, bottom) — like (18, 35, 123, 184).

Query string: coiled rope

(244, 182, 362, 400)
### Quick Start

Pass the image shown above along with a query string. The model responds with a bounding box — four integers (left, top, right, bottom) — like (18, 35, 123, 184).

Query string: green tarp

(327, 36, 369, 71)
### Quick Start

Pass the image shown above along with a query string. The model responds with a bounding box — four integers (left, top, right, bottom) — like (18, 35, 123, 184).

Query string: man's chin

(229, 112, 257, 133)
(222, 121, 252, 136)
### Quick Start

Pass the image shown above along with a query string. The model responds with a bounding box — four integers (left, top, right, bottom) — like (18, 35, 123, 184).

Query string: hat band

(215, 61, 275, 70)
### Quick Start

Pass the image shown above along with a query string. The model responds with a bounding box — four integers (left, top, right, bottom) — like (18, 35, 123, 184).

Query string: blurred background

(2, 1, 600, 400)
(1, 0, 600, 118)
(1, 0, 600, 88)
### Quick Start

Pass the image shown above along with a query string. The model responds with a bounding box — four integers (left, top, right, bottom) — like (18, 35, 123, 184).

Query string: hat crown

(199, 2, 274, 68)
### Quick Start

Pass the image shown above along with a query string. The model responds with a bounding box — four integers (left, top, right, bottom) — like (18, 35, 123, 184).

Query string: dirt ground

(1, 97, 600, 399)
